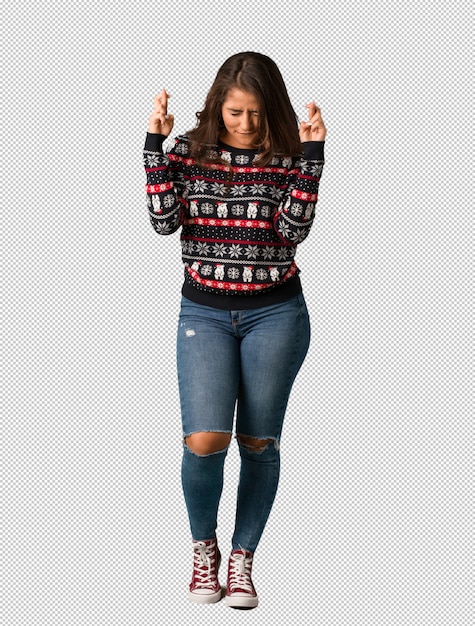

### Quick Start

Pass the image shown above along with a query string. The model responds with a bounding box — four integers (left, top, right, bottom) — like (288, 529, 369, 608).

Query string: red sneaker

(188, 539, 222, 604)
(225, 548, 258, 609)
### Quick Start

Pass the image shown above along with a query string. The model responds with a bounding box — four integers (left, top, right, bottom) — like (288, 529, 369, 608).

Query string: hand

(299, 102, 326, 142)
(148, 88, 174, 136)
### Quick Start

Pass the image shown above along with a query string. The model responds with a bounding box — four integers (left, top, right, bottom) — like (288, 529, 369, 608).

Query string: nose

(240, 113, 254, 131)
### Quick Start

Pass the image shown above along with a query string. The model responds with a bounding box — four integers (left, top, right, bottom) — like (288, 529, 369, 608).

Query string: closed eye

(228, 109, 259, 116)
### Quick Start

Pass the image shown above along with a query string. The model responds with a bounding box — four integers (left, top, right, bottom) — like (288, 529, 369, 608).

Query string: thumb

(300, 119, 312, 131)
(299, 120, 311, 139)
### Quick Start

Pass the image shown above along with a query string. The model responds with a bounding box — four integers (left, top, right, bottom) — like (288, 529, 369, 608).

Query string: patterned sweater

(143, 133, 324, 308)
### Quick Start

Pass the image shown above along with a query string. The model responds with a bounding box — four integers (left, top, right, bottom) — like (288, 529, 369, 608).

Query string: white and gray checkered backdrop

(3, 1, 473, 625)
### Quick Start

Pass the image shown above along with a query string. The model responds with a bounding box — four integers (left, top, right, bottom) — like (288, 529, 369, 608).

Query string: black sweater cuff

(144, 132, 168, 152)
(302, 141, 325, 161)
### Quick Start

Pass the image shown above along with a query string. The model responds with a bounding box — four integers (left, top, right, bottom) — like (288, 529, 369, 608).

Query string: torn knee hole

(184, 432, 231, 456)
(237, 435, 275, 453)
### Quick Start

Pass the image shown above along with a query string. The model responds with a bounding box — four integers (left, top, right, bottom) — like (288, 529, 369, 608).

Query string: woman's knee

(185, 431, 232, 456)
(237, 435, 276, 453)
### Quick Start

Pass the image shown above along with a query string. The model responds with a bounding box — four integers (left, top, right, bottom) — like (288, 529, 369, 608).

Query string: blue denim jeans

(176, 294, 311, 552)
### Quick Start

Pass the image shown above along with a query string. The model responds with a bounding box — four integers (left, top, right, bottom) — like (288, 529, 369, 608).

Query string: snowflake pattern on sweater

(144, 134, 324, 296)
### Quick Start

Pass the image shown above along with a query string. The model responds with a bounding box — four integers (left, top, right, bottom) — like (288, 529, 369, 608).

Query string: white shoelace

(193, 542, 218, 589)
(228, 549, 254, 593)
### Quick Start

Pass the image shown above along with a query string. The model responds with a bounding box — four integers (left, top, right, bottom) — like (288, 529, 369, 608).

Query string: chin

(237, 134, 257, 145)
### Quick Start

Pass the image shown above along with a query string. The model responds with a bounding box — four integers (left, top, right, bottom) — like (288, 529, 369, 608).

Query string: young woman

(143, 52, 326, 609)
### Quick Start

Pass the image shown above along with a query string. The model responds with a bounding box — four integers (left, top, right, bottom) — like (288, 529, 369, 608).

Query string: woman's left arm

(273, 103, 326, 244)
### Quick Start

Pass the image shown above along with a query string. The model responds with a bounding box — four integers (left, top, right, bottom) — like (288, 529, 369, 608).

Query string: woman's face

(220, 88, 261, 149)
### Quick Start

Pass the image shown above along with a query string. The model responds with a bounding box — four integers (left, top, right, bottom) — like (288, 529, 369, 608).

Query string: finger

(306, 101, 317, 120)
(309, 118, 323, 136)
(157, 92, 166, 117)
(153, 90, 167, 115)
(311, 110, 323, 125)
(153, 94, 162, 112)
(160, 88, 172, 112)
(310, 113, 323, 126)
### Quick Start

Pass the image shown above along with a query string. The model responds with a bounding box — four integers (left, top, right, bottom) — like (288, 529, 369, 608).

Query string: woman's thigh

(176, 298, 240, 436)
(236, 294, 311, 439)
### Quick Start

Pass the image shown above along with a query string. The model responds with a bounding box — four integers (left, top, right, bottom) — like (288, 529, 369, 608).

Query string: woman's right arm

(143, 90, 186, 236)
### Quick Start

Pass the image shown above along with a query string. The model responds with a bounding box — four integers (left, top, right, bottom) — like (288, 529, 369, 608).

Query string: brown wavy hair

(187, 52, 302, 167)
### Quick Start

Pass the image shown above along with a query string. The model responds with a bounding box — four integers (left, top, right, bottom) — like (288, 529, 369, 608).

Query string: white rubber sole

(188, 588, 223, 604)
(225, 593, 258, 609)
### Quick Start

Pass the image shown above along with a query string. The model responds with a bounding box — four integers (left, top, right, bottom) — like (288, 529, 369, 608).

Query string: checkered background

(3, 1, 473, 625)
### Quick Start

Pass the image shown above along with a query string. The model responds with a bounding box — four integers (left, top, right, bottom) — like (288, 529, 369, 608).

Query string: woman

(143, 52, 326, 609)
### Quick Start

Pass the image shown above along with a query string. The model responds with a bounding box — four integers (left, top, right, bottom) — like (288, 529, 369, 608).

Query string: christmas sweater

(143, 133, 324, 306)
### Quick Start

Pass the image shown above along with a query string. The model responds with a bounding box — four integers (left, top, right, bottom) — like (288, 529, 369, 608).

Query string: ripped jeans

(176, 294, 310, 552)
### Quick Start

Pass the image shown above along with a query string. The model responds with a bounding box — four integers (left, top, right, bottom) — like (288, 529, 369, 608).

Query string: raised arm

(273, 102, 326, 245)
(143, 90, 186, 236)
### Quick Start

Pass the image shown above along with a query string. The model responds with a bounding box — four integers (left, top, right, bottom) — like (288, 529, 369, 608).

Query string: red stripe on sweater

(145, 182, 174, 193)
(183, 235, 290, 247)
(168, 153, 294, 175)
(299, 173, 321, 182)
(184, 217, 273, 229)
(291, 189, 319, 201)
